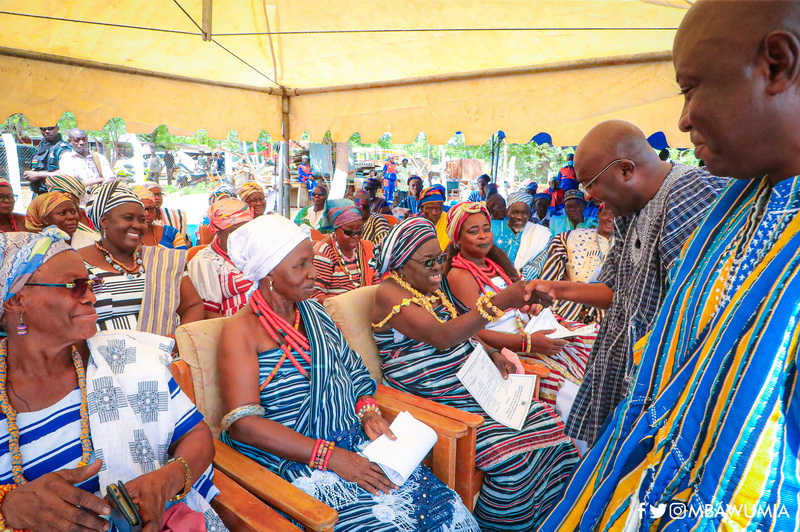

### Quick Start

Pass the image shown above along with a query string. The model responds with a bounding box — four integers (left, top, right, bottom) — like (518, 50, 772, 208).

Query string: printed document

(524, 308, 594, 338)
(362, 411, 438, 485)
(456, 344, 537, 430)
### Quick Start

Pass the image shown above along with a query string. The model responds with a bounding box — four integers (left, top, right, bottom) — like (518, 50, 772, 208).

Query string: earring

(268, 279, 273, 291)
(17, 314, 27, 336)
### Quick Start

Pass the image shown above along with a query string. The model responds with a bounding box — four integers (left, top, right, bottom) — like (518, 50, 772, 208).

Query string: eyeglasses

(580, 159, 625, 191)
(0, 194, 17, 202)
(25, 277, 104, 299)
(39, 126, 57, 132)
(409, 252, 448, 269)
(311, 192, 327, 197)
(340, 228, 364, 237)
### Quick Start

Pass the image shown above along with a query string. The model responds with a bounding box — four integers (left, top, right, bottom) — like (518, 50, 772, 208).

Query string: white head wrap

(227, 214, 310, 283)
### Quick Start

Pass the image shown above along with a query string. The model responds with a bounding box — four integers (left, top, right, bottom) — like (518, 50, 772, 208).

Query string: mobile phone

(106, 481, 143, 532)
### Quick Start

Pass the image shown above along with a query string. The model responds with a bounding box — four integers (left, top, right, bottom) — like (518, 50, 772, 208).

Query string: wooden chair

(187, 244, 208, 263)
(198, 224, 215, 245)
(323, 286, 487, 510)
(309, 228, 325, 242)
(174, 318, 470, 528)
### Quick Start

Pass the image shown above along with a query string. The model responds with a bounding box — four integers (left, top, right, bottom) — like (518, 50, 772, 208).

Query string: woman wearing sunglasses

(444, 202, 594, 416)
(371, 217, 579, 531)
(0, 228, 226, 531)
(0, 182, 26, 234)
(312, 200, 380, 302)
(294, 185, 330, 231)
(78, 183, 203, 334)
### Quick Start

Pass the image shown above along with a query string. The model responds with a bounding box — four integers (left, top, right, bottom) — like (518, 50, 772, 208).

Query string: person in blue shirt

(468, 174, 491, 202)
(397, 175, 423, 217)
(297, 155, 315, 199)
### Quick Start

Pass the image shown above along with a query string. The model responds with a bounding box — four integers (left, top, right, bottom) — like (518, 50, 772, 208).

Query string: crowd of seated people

(0, 92, 744, 530)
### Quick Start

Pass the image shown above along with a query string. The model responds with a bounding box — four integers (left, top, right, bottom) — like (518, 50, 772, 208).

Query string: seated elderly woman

(0, 182, 26, 234)
(444, 202, 594, 415)
(218, 215, 478, 531)
(132, 186, 187, 250)
(45, 174, 99, 241)
(188, 198, 254, 318)
(491, 192, 553, 280)
(78, 182, 203, 334)
(371, 217, 579, 531)
(25, 191, 84, 248)
(0, 228, 224, 531)
(539, 204, 615, 324)
(237, 183, 267, 218)
(353, 190, 391, 247)
(294, 185, 330, 231)
(312, 200, 381, 301)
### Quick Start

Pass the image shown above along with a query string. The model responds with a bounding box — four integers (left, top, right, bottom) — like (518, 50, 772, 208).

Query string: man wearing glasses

(24, 125, 71, 194)
(532, 119, 726, 452)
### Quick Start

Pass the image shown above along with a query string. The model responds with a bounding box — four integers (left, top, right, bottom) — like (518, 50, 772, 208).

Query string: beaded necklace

(451, 253, 523, 332)
(0, 341, 92, 485)
(94, 241, 144, 276)
(331, 238, 363, 289)
(379, 271, 457, 324)
(250, 290, 310, 390)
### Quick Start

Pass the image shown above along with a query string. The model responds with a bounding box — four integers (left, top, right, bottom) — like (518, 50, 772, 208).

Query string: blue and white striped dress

(222, 300, 479, 532)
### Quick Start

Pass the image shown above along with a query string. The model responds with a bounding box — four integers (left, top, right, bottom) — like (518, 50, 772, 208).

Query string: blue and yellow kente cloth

(541, 175, 800, 531)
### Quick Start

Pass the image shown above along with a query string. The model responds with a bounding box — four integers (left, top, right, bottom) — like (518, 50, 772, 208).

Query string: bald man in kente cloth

(541, 1, 800, 529)
(536, 120, 725, 450)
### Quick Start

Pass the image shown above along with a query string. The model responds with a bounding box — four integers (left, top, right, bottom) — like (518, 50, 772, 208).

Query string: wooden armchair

(323, 286, 487, 510)
(174, 317, 470, 529)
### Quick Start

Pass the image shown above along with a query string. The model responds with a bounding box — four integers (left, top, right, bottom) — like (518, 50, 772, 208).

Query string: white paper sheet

(524, 308, 595, 338)
(361, 411, 438, 486)
(456, 344, 537, 430)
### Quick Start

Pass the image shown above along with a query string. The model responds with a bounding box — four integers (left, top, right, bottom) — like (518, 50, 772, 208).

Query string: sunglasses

(25, 277, 104, 299)
(340, 228, 364, 237)
(409, 252, 447, 269)
(311, 192, 327, 197)
(39, 126, 57, 132)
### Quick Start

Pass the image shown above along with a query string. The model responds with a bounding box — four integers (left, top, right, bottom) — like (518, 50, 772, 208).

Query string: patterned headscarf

(207, 198, 253, 233)
(445, 201, 490, 243)
(326, 199, 362, 228)
(86, 182, 143, 229)
(419, 187, 446, 206)
(25, 192, 74, 232)
(363, 178, 382, 189)
(407, 175, 423, 186)
(506, 191, 533, 208)
(237, 182, 263, 201)
(0, 227, 72, 317)
(208, 184, 238, 205)
(228, 214, 310, 283)
(131, 185, 155, 203)
(45, 174, 86, 201)
(372, 217, 437, 275)
(142, 181, 161, 191)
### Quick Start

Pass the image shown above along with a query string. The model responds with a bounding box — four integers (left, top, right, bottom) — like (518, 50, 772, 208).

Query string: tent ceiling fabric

(0, 0, 692, 145)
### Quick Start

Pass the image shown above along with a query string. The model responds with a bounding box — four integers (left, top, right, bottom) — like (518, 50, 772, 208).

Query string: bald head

(674, 0, 800, 181)
(574, 120, 658, 174)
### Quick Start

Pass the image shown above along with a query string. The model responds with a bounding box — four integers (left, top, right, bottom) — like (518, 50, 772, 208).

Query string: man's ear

(619, 160, 637, 183)
(762, 30, 800, 95)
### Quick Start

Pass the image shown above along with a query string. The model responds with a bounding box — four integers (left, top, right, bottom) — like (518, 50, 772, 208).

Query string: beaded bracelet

(220, 404, 266, 431)
(476, 292, 505, 322)
(310, 439, 336, 470)
(0, 484, 27, 531)
(166, 456, 192, 502)
(357, 404, 382, 422)
(355, 397, 379, 414)
(524, 333, 534, 354)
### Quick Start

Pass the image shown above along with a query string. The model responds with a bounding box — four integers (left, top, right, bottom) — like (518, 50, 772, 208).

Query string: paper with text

(456, 344, 537, 430)
(524, 307, 594, 338)
(362, 411, 438, 485)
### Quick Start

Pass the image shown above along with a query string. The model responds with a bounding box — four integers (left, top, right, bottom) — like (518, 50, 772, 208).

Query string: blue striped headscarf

(506, 191, 533, 207)
(419, 187, 446, 206)
(0, 227, 72, 317)
(372, 217, 437, 275)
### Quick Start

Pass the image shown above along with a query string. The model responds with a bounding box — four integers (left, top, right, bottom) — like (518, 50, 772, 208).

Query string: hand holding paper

(524, 308, 594, 339)
(361, 412, 438, 486)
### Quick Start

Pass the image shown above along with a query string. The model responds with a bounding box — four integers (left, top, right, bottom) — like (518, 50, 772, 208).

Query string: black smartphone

(106, 481, 143, 532)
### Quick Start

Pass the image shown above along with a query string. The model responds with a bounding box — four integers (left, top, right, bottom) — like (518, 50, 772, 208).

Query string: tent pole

(280, 93, 291, 218)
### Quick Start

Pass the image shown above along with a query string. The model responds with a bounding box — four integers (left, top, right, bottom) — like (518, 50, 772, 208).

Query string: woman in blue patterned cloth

(218, 214, 479, 532)
(0, 228, 226, 531)
(371, 217, 580, 531)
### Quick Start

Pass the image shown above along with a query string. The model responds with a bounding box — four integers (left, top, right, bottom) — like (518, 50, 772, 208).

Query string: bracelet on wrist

(166, 457, 192, 502)
(357, 404, 382, 422)
(309, 439, 336, 471)
(476, 291, 505, 322)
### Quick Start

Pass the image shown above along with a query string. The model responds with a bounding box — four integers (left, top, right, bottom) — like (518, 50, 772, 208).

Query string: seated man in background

(549, 189, 598, 236)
